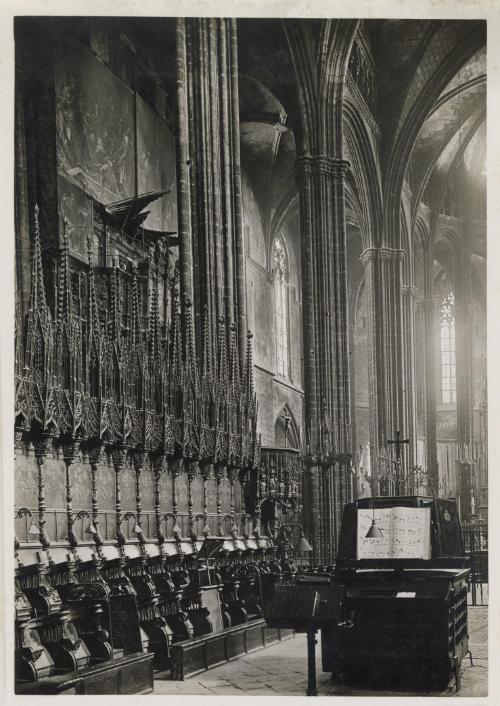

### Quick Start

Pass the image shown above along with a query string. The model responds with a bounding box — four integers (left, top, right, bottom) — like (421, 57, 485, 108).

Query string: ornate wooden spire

(217, 315, 228, 391)
(244, 329, 255, 403)
(58, 218, 73, 324)
(183, 296, 198, 387)
(229, 321, 241, 395)
(110, 254, 122, 345)
(25, 204, 52, 385)
(170, 268, 183, 384)
(130, 262, 141, 351)
(87, 236, 99, 334)
(29, 204, 49, 320)
(148, 268, 160, 368)
(201, 304, 213, 383)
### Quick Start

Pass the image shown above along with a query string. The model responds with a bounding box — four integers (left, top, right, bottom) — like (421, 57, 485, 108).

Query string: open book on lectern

(357, 505, 432, 560)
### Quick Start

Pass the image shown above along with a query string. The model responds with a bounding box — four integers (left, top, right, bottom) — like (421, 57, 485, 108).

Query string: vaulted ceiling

(409, 46, 486, 227)
(236, 18, 486, 274)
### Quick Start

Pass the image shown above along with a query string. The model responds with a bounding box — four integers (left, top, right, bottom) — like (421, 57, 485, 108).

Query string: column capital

(359, 247, 378, 266)
(401, 285, 421, 299)
(296, 155, 351, 178)
(379, 247, 404, 262)
(359, 247, 405, 267)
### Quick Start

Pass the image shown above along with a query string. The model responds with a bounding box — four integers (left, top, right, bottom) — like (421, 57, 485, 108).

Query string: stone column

(455, 246, 473, 460)
(359, 246, 409, 490)
(378, 248, 405, 449)
(359, 248, 383, 461)
(422, 299, 439, 493)
(176, 18, 246, 367)
(401, 285, 419, 474)
(454, 236, 475, 517)
(297, 156, 353, 562)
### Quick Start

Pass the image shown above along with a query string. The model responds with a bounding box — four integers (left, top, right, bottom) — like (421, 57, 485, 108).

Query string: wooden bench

(169, 618, 294, 680)
(16, 651, 154, 695)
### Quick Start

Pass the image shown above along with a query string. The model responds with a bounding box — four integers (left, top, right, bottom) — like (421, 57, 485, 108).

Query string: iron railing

(461, 522, 488, 605)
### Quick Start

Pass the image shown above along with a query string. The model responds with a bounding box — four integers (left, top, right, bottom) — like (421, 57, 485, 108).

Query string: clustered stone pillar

(176, 17, 246, 366)
(422, 298, 439, 493)
(454, 234, 475, 517)
(297, 155, 353, 563)
(360, 246, 408, 483)
(401, 284, 419, 473)
(455, 245, 474, 460)
(378, 248, 405, 456)
(359, 248, 383, 468)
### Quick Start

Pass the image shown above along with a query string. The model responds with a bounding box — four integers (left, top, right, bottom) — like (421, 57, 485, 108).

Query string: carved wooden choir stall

(14, 204, 295, 694)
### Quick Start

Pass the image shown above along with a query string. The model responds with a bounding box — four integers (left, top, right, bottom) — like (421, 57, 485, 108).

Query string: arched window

(440, 292, 456, 404)
(273, 234, 289, 378)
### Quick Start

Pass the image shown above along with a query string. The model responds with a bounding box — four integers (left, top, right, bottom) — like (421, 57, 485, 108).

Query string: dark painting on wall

(57, 175, 94, 260)
(136, 94, 177, 232)
(55, 44, 135, 205)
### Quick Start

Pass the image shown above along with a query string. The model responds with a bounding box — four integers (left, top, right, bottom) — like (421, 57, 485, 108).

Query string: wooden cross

(387, 430, 410, 461)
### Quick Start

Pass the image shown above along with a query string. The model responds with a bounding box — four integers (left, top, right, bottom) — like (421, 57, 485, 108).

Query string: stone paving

(154, 606, 488, 697)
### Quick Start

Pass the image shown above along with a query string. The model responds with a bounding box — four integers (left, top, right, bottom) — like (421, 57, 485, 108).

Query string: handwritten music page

(357, 506, 431, 560)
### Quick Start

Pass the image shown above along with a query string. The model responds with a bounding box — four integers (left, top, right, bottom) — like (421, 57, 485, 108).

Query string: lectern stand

(264, 579, 345, 696)
(306, 627, 318, 696)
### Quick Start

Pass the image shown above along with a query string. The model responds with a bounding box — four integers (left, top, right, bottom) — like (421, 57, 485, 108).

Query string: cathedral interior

(13, 16, 487, 697)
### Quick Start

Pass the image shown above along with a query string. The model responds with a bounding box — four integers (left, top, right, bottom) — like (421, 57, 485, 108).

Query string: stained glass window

(274, 235, 289, 378)
(440, 292, 456, 404)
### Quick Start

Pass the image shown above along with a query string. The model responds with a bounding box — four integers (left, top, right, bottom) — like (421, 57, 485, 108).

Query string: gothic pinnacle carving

(229, 321, 241, 395)
(15, 202, 261, 550)
(31, 204, 49, 320)
(58, 217, 73, 325)
(201, 305, 213, 382)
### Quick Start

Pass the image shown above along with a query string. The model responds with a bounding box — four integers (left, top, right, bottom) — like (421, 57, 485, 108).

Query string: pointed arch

(343, 98, 383, 249)
(274, 404, 300, 449)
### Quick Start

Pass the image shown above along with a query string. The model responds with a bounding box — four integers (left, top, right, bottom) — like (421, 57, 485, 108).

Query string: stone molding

(378, 247, 404, 262)
(345, 72, 381, 140)
(359, 247, 404, 266)
(401, 285, 421, 299)
(296, 155, 351, 178)
(359, 247, 377, 266)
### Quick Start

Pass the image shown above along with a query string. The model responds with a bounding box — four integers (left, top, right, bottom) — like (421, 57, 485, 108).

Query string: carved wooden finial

(29, 203, 49, 319)
(201, 304, 212, 380)
(86, 233, 93, 262)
